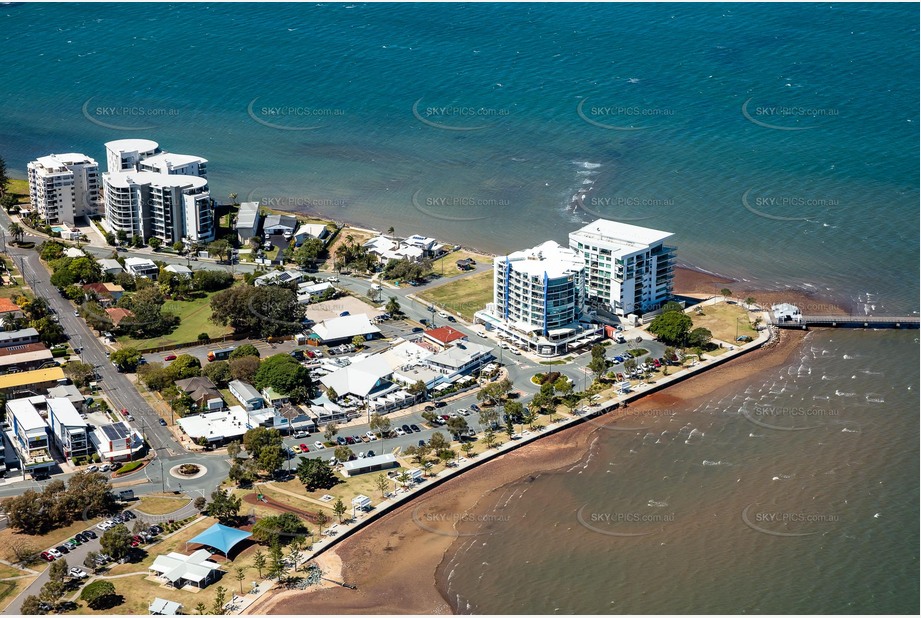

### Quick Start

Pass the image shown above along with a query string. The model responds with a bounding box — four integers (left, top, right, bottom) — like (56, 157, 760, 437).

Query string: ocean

(0, 2, 917, 614)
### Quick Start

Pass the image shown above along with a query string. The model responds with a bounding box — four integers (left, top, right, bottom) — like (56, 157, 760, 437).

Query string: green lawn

(690, 302, 758, 344)
(117, 292, 233, 350)
(417, 270, 494, 321)
(6, 178, 30, 204)
(428, 250, 493, 279)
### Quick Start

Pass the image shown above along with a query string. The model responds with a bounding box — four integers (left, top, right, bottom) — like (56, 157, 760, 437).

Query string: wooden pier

(772, 315, 920, 329)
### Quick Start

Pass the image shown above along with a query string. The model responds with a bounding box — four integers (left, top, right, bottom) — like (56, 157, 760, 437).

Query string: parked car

(55, 545, 69, 555)
(394, 427, 406, 436)
(366, 431, 377, 441)
(291, 444, 302, 454)
(74, 533, 88, 543)
(299, 444, 309, 453)
(470, 404, 481, 413)
(357, 451, 366, 459)
(400, 424, 412, 434)
(47, 548, 63, 559)
(418, 439, 426, 447)
(123, 510, 136, 519)
(164, 354, 177, 362)
(434, 401, 447, 408)
(410, 424, 421, 433)
(367, 450, 375, 457)
(293, 430, 309, 439)
(87, 465, 99, 472)
(345, 436, 355, 445)
(41, 551, 55, 562)
(314, 441, 325, 450)
(352, 435, 362, 444)
(457, 408, 469, 416)
(110, 462, 122, 470)
(69, 567, 87, 579)
(83, 530, 97, 539)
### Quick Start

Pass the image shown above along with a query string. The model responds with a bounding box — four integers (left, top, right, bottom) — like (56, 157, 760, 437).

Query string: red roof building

(422, 326, 468, 349)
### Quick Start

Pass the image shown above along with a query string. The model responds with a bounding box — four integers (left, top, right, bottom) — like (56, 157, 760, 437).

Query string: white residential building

(311, 314, 381, 345)
(124, 257, 158, 278)
(98, 258, 125, 276)
(103, 171, 214, 245)
(235, 201, 262, 244)
(104, 138, 161, 173)
(27, 153, 100, 224)
(46, 397, 90, 459)
(176, 406, 250, 445)
(228, 380, 264, 411)
(475, 240, 601, 356)
(568, 219, 676, 316)
(90, 422, 144, 462)
(6, 396, 53, 473)
(138, 152, 208, 178)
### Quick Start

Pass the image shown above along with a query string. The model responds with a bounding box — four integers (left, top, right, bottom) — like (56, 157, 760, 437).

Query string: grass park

(417, 269, 493, 321)
(690, 301, 758, 344)
(134, 494, 193, 516)
(117, 292, 234, 350)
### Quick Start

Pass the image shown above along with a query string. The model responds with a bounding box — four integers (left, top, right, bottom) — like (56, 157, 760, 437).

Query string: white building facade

(27, 153, 100, 224)
(104, 138, 161, 173)
(568, 219, 676, 317)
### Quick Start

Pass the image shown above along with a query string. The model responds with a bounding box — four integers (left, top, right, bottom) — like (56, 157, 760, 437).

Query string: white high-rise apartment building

(568, 219, 676, 316)
(103, 171, 214, 245)
(102, 139, 214, 245)
(104, 138, 161, 173)
(474, 240, 602, 356)
(27, 153, 100, 224)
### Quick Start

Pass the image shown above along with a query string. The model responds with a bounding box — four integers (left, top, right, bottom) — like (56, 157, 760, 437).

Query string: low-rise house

(263, 214, 298, 235)
(105, 307, 135, 329)
(46, 383, 87, 409)
(150, 550, 222, 590)
(0, 328, 40, 349)
(254, 269, 307, 287)
(0, 366, 66, 395)
(228, 380, 264, 411)
(164, 264, 193, 278)
(90, 421, 144, 462)
(83, 282, 125, 306)
(425, 341, 493, 376)
(98, 258, 125, 277)
(235, 201, 262, 244)
(0, 298, 23, 320)
(296, 281, 334, 304)
(292, 222, 329, 245)
(403, 234, 445, 257)
(149, 598, 183, 616)
(176, 406, 249, 445)
(175, 376, 223, 411)
(124, 257, 158, 278)
(423, 326, 468, 349)
(261, 387, 289, 408)
(0, 342, 55, 375)
(341, 453, 398, 477)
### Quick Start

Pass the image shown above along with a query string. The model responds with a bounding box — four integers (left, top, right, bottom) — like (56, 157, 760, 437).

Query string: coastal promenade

(234, 315, 775, 614)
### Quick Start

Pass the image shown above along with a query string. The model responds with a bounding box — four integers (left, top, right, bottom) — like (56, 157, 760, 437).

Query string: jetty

(769, 303, 919, 330)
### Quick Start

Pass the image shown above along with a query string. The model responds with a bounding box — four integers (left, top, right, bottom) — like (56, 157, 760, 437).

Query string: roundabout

(168, 463, 208, 480)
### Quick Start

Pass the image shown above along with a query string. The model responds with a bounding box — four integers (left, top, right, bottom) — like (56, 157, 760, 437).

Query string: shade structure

(187, 523, 252, 556)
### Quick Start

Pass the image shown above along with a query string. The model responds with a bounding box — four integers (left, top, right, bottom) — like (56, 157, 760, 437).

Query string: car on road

(73, 310, 79, 317)
(69, 567, 87, 579)
(434, 401, 447, 408)
(410, 424, 421, 433)
(447, 315, 456, 322)
(158, 418, 167, 426)
(164, 354, 177, 362)
(411, 327, 423, 333)
(299, 443, 309, 453)
(328, 276, 339, 283)
(314, 441, 325, 450)
(438, 311, 448, 318)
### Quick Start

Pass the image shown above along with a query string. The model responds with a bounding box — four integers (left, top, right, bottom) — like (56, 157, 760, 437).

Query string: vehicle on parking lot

(360, 435, 370, 443)
(434, 401, 447, 408)
(367, 450, 375, 457)
(440, 414, 451, 421)
(69, 567, 88, 579)
(457, 408, 469, 416)
(418, 439, 426, 447)
(100, 463, 110, 472)
(470, 404, 481, 413)
(345, 436, 355, 445)
(293, 430, 309, 439)
(357, 451, 366, 459)
(424, 405, 435, 412)
(291, 444, 302, 454)
(41, 551, 55, 562)
(84, 530, 97, 539)
(48, 548, 63, 559)
(55, 545, 69, 555)
(164, 354, 177, 362)
(366, 431, 377, 441)
(314, 441, 325, 450)
(394, 427, 405, 436)
(158, 418, 167, 426)
(299, 443, 309, 453)
(336, 436, 346, 446)
(410, 424, 421, 433)
(110, 462, 122, 470)
(87, 464, 99, 472)
(74, 533, 88, 543)
(401, 424, 412, 434)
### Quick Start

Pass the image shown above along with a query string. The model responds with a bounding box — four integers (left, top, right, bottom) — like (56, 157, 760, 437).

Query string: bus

(207, 346, 236, 362)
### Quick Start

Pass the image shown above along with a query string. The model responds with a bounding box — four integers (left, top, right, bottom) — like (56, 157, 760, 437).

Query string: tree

(323, 422, 339, 444)
(79, 581, 117, 609)
(258, 445, 285, 475)
(386, 296, 401, 316)
(8, 222, 23, 244)
(744, 296, 757, 309)
(720, 288, 733, 299)
(460, 442, 474, 457)
(687, 327, 713, 348)
(39, 580, 66, 610)
(84, 551, 100, 571)
(208, 239, 232, 263)
(333, 445, 353, 463)
(287, 544, 303, 572)
(167, 354, 202, 380)
(446, 416, 469, 441)
(648, 311, 694, 347)
(21, 596, 43, 615)
(505, 415, 514, 439)
(428, 431, 449, 453)
(315, 510, 330, 535)
(482, 427, 497, 449)
(332, 497, 347, 522)
(63, 361, 95, 387)
(591, 343, 606, 360)
(194, 602, 208, 615)
(210, 285, 300, 338)
(243, 427, 283, 462)
(291, 238, 326, 269)
(0, 155, 9, 197)
(588, 354, 608, 380)
(203, 360, 232, 387)
(226, 441, 242, 461)
(229, 344, 260, 360)
(193, 496, 208, 511)
(48, 557, 69, 583)
(100, 524, 132, 561)
(110, 347, 142, 372)
(230, 355, 261, 383)
(252, 550, 266, 578)
(663, 346, 677, 362)
(268, 543, 287, 580)
(235, 566, 247, 594)
(295, 457, 338, 491)
(374, 473, 389, 498)
(253, 354, 311, 401)
(193, 269, 234, 292)
(252, 512, 308, 546)
(148, 236, 162, 250)
(211, 585, 228, 615)
(369, 412, 391, 440)
(351, 334, 366, 349)
(207, 489, 242, 524)
(325, 386, 339, 402)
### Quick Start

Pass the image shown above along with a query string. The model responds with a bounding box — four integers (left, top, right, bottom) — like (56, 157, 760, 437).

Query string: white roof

(150, 598, 182, 615)
(151, 550, 220, 583)
(165, 264, 192, 275)
(379, 340, 434, 370)
(312, 314, 380, 342)
(298, 281, 333, 295)
(236, 202, 261, 230)
(500, 240, 584, 279)
(320, 355, 393, 398)
(32, 153, 97, 169)
(47, 397, 86, 428)
(295, 222, 327, 238)
(352, 494, 372, 506)
(404, 234, 438, 249)
(229, 380, 262, 403)
(342, 453, 397, 472)
(364, 236, 398, 253)
(177, 406, 249, 440)
(139, 152, 207, 168)
(98, 258, 124, 271)
(104, 170, 208, 191)
(125, 257, 157, 269)
(426, 341, 493, 369)
(0, 347, 54, 368)
(6, 398, 47, 431)
(105, 138, 160, 152)
(570, 219, 674, 248)
(0, 328, 39, 343)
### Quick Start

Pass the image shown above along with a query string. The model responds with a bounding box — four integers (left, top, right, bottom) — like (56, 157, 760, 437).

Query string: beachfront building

(310, 314, 381, 346)
(104, 139, 162, 173)
(27, 153, 100, 225)
(102, 170, 214, 245)
(235, 201, 262, 244)
(292, 222, 329, 245)
(568, 219, 676, 317)
(263, 214, 297, 235)
(474, 240, 602, 357)
(6, 395, 54, 474)
(149, 549, 222, 590)
(138, 152, 208, 178)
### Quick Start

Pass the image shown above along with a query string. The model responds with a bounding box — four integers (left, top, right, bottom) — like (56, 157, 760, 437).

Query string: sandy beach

(249, 286, 813, 615)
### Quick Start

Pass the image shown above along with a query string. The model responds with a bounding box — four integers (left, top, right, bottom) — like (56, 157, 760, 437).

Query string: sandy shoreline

(251, 319, 811, 615)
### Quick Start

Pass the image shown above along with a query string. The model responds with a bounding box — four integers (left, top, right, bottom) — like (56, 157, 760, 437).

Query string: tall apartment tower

(27, 153, 100, 225)
(568, 219, 676, 316)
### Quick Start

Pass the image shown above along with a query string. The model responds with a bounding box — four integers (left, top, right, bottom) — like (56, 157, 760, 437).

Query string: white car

(314, 441, 325, 450)
(48, 548, 64, 559)
(69, 567, 87, 579)
(328, 276, 339, 283)
(394, 427, 406, 436)
(96, 521, 112, 531)
(87, 465, 99, 472)
(457, 408, 469, 416)
(365, 431, 377, 441)
(438, 311, 448, 318)
(357, 451, 366, 459)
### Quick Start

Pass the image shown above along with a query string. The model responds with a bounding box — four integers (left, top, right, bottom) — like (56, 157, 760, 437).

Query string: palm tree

(229, 193, 238, 206)
(386, 226, 395, 237)
(8, 221, 23, 244)
(345, 234, 354, 246)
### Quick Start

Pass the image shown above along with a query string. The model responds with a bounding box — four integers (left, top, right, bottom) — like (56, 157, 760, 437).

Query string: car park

(299, 443, 309, 453)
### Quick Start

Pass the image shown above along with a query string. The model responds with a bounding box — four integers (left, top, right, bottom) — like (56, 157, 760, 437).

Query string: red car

(40, 551, 55, 562)
(121, 408, 129, 417)
(164, 354, 177, 362)
(299, 443, 309, 453)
